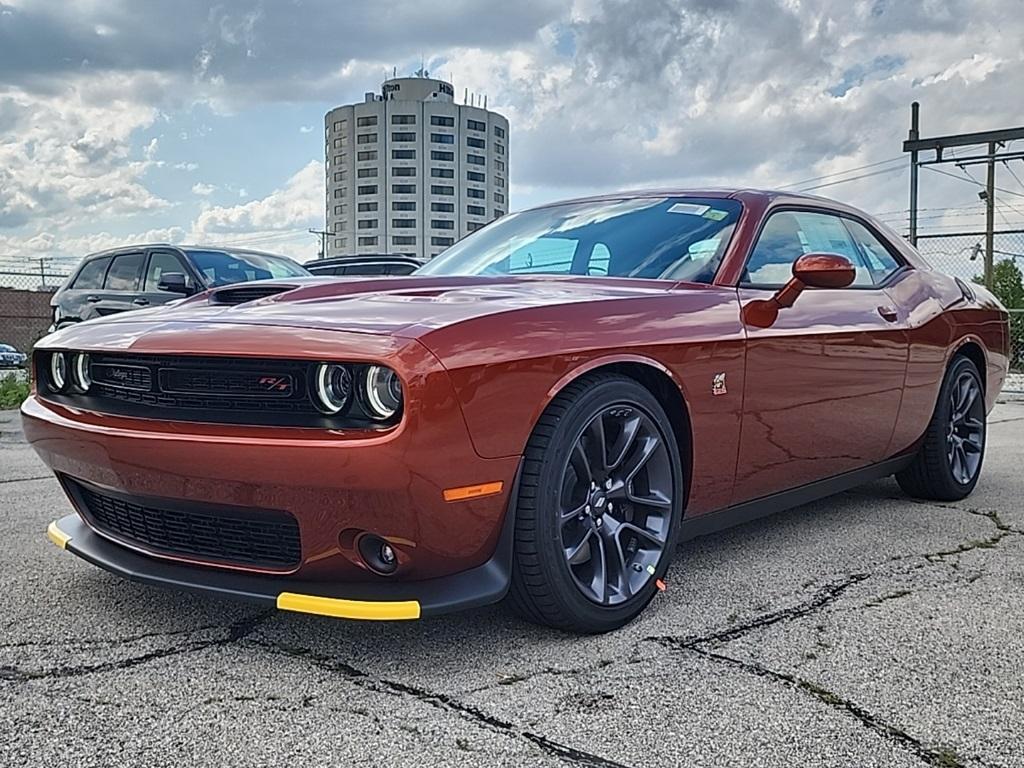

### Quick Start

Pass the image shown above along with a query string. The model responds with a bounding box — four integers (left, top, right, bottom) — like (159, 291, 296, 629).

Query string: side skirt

(679, 454, 914, 542)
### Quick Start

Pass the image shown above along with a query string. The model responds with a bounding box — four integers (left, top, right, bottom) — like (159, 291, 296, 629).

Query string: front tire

(896, 355, 986, 501)
(508, 374, 684, 633)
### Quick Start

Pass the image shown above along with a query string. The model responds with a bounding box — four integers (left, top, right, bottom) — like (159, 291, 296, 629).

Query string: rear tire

(508, 373, 684, 633)
(896, 355, 986, 501)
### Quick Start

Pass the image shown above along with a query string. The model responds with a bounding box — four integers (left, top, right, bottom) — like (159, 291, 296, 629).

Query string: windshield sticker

(667, 203, 710, 216)
(702, 209, 728, 221)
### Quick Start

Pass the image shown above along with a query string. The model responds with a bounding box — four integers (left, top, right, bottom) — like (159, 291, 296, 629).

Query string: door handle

(877, 305, 898, 322)
(132, 297, 150, 306)
(85, 295, 101, 303)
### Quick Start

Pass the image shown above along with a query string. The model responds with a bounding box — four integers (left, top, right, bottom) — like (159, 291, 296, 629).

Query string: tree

(976, 259, 1024, 371)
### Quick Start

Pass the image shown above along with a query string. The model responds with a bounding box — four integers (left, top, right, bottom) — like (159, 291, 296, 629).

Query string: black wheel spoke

(558, 403, 675, 607)
(946, 371, 985, 487)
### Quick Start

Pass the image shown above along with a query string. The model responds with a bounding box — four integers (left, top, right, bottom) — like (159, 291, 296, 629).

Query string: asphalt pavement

(1, 402, 1022, 768)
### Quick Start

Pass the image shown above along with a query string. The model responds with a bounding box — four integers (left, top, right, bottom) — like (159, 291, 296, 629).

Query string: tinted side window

(745, 211, 868, 286)
(71, 256, 111, 289)
(104, 253, 144, 291)
(844, 220, 902, 284)
(388, 264, 417, 275)
(343, 264, 388, 275)
(145, 251, 190, 291)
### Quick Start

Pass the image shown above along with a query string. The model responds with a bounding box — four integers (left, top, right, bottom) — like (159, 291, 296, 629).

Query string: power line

(797, 164, 905, 193)
(777, 156, 904, 190)
(921, 164, 1024, 199)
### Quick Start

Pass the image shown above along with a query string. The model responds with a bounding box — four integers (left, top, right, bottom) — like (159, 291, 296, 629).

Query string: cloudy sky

(1, 0, 1022, 271)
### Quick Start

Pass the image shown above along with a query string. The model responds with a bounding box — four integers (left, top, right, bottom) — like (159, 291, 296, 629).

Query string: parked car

(0, 344, 27, 368)
(27, 188, 1009, 633)
(303, 254, 425, 277)
(50, 245, 310, 329)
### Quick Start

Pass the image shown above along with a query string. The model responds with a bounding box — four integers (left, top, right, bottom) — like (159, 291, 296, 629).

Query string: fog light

(358, 534, 399, 575)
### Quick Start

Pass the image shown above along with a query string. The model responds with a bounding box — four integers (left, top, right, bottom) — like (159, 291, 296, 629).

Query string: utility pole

(984, 141, 996, 288)
(908, 102, 920, 247)
(308, 228, 329, 260)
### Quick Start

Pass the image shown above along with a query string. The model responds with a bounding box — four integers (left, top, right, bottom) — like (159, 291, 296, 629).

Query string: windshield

(185, 249, 309, 287)
(417, 197, 743, 283)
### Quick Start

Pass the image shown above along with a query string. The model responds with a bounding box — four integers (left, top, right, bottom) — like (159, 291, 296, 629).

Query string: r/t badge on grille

(712, 372, 727, 396)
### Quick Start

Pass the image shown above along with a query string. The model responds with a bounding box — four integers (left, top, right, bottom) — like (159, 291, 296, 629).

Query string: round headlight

(360, 365, 403, 421)
(73, 353, 91, 391)
(313, 363, 354, 415)
(49, 352, 68, 392)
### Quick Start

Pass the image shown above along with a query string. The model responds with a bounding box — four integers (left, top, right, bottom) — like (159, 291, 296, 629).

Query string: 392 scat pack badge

(28, 188, 1009, 633)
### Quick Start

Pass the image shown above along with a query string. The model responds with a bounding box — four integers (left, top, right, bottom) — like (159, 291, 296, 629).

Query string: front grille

(66, 478, 301, 570)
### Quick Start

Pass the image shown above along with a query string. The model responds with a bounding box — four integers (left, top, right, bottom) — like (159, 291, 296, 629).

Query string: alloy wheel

(558, 404, 674, 606)
(946, 370, 984, 485)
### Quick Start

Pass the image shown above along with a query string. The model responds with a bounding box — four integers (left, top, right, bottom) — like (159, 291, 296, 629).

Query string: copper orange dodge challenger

(27, 189, 1009, 633)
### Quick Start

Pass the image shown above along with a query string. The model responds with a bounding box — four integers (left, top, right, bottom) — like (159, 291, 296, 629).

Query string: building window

(358, 236, 379, 246)
(333, 120, 343, 131)
(467, 137, 486, 149)
(431, 202, 454, 213)
(391, 114, 416, 124)
(357, 133, 377, 144)
(357, 150, 378, 161)
(467, 118, 486, 131)
(430, 115, 454, 127)
(393, 235, 416, 246)
(494, 159, 505, 172)
(333, 171, 345, 182)
(333, 155, 343, 166)
(467, 154, 486, 166)
(467, 205, 486, 216)
(392, 149, 416, 159)
(495, 209, 505, 217)
(430, 184, 455, 196)
(495, 143, 505, 155)
(357, 202, 378, 212)
(494, 125, 505, 138)
(392, 201, 416, 211)
(333, 204, 345, 214)
(392, 219, 416, 229)
(468, 221, 485, 232)
(430, 133, 455, 144)
(467, 188, 485, 199)
(333, 138, 343, 148)
(358, 219, 378, 229)
(431, 236, 454, 247)
(432, 219, 455, 230)
(334, 237, 345, 248)
(357, 167, 378, 178)
(392, 183, 416, 194)
(431, 167, 454, 178)
(333, 221, 347, 232)
(392, 131, 416, 142)
(494, 192, 505, 203)
(333, 189, 345, 198)
(357, 184, 378, 195)
(392, 166, 416, 177)
(495, 176, 505, 187)
(431, 150, 454, 162)
(467, 171, 485, 182)
(357, 116, 377, 127)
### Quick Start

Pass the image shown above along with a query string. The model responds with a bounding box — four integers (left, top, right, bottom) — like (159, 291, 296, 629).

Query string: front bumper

(46, 499, 516, 620)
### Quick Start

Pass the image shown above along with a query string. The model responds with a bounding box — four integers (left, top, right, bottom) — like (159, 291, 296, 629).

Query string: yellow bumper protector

(47, 521, 71, 550)
(276, 592, 420, 621)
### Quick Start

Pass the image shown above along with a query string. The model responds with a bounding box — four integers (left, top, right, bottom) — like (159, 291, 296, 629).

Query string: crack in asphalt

(0, 475, 50, 485)
(250, 640, 632, 768)
(0, 611, 271, 683)
(0, 623, 226, 650)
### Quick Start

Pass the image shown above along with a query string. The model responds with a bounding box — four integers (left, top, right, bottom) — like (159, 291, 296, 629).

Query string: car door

(136, 248, 202, 308)
(90, 251, 145, 317)
(55, 255, 112, 325)
(732, 208, 909, 505)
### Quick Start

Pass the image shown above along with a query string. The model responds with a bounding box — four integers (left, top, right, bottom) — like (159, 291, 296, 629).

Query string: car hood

(56, 275, 675, 340)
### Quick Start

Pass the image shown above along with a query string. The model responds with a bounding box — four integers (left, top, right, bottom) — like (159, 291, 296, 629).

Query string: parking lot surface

(1, 402, 1022, 768)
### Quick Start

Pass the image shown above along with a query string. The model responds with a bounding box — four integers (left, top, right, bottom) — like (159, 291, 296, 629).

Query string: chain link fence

(916, 230, 1024, 393)
(0, 270, 72, 356)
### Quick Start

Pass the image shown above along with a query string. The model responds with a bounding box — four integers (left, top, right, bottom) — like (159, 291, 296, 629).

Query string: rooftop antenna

(463, 87, 468, 104)
(393, 66, 397, 78)
(484, 94, 487, 109)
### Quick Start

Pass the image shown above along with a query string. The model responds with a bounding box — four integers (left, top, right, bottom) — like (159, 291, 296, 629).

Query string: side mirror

(742, 253, 855, 328)
(157, 272, 191, 295)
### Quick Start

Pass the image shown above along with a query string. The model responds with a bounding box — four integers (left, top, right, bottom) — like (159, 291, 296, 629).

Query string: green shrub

(0, 375, 30, 409)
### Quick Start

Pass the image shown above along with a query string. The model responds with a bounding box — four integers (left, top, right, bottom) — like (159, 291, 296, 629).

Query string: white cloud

(173, 161, 199, 172)
(191, 182, 216, 196)
(299, 125, 313, 133)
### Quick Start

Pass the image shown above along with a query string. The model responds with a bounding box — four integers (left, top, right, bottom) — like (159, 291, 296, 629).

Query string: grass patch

(0, 375, 30, 409)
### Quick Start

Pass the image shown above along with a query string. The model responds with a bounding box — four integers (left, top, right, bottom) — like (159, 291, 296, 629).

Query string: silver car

(0, 344, 27, 368)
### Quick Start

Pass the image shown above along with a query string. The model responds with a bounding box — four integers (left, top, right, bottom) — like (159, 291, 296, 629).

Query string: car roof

(524, 187, 859, 212)
(304, 254, 424, 268)
(76, 244, 294, 263)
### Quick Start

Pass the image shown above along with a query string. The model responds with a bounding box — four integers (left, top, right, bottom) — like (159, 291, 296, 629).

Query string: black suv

(51, 245, 310, 329)
(302, 254, 425, 277)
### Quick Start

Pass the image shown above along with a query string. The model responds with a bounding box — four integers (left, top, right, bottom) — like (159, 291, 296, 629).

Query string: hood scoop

(208, 283, 299, 306)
